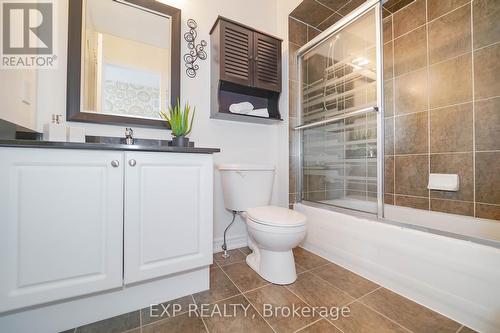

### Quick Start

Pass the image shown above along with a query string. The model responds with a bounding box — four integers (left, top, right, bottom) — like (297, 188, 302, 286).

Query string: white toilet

(218, 164, 307, 285)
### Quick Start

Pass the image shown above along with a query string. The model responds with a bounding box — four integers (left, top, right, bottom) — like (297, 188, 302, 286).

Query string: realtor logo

(1, 0, 57, 68)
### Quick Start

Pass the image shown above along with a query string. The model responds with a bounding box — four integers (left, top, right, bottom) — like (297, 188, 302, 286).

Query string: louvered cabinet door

(220, 20, 253, 86)
(253, 32, 282, 92)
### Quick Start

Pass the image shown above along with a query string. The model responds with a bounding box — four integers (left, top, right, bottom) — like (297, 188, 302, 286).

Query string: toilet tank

(218, 164, 275, 212)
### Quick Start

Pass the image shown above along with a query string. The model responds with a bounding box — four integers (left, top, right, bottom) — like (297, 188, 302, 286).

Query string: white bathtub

(321, 198, 378, 213)
(295, 202, 500, 333)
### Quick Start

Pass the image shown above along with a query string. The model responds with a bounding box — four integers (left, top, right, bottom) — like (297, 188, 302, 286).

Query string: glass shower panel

(299, 9, 379, 214)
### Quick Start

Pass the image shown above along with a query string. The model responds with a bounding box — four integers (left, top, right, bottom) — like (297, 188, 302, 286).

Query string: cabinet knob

(111, 160, 120, 168)
(129, 159, 137, 167)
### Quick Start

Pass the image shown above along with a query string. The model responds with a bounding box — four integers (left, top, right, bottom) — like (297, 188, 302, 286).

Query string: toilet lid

(247, 206, 307, 227)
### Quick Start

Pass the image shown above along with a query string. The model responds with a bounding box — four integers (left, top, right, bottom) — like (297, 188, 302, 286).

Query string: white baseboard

(0, 267, 209, 333)
(296, 203, 500, 333)
(213, 233, 248, 253)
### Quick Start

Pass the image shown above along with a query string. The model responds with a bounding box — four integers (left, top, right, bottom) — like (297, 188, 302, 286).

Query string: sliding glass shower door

(295, 4, 382, 214)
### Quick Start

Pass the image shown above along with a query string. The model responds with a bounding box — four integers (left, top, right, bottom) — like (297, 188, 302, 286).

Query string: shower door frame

(294, 0, 385, 218)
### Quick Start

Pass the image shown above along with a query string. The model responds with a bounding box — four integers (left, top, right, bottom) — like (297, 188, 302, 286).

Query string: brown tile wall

(288, 0, 499, 221)
(384, 0, 500, 220)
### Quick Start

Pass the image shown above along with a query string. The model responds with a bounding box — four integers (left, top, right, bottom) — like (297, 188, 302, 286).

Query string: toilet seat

(247, 206, 306, 227)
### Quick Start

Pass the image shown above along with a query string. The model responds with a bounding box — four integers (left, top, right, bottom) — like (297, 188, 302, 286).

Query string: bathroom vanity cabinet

(0, 147, 214, 313)
(124, 152, 213, 284)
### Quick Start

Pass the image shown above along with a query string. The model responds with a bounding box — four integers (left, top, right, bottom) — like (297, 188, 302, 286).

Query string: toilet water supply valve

(221, 210, 238, 258)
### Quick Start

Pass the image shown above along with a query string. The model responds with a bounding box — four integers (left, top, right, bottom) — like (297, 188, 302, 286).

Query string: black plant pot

(172, 135, 190, 147)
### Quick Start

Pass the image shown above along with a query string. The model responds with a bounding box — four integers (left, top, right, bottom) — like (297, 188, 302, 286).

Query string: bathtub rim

(298, 200, 500, 249)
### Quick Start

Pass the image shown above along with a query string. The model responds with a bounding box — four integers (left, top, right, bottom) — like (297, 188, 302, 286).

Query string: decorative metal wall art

(183, 19, 207, 78)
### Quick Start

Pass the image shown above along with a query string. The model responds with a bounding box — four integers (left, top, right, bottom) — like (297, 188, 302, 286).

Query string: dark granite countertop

(0, 139, 220, 154)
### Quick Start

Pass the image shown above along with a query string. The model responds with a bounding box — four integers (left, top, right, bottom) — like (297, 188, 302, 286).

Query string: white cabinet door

(124, 152, 213, 284)
(0, 148, 124, 313)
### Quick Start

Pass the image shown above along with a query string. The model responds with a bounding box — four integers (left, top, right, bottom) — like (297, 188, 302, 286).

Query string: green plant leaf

(162, 98, 196, 137)
(186, 106, 195, 136)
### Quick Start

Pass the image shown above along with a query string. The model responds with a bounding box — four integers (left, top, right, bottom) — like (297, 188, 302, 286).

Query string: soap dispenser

(43, 114, 67, 142)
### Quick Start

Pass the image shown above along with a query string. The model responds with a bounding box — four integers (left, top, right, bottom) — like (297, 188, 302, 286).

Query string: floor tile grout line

(196, 290, 244, 306)
(352, 273, 470, 333)
(241, 282, 272, 294)
(297, 247, 383, 289)
(356, 297, 415, 333)
(296, 262, 331, 275)
(235, 288, 278, 333)
(216, 248, 271, 299)
(292, 317, 324, 333)
(199, 289, 278, 333)
(139, 308, 193, 331)
(298, 252, 382, 302)
(216, 259, 247, 268)
(191, 294, 211, 333)
(217, 261, 278, 333)
(304, 266, 358, 302)
(340, 285, 417, 333)
(228, 249, 332, 292)
(455, 325, 464, 333)
(284, 282, 346, 333)
(343, 286, 382, 307)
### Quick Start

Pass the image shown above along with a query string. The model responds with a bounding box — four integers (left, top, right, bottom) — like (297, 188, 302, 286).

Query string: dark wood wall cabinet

(210, 17, 283, 124)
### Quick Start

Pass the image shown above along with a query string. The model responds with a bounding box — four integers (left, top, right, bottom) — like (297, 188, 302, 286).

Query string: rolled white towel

(229, 102, 254, 114)
(247, 108, 269, 118)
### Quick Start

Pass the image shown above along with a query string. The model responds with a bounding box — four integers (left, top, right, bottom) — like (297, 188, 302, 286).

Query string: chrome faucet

(125, 128, 134, 145)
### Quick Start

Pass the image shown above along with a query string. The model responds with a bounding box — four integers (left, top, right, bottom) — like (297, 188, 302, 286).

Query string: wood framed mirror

(67, 0, 180, 128)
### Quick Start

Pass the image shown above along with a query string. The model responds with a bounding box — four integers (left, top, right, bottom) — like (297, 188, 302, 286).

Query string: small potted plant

(160, 99, 195, 147)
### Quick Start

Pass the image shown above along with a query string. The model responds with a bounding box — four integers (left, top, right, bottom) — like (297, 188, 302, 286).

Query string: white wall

(0, 69, 37, 130)
(35, 0, 293, 249)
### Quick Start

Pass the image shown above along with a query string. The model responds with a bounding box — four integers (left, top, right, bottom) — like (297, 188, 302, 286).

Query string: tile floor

(64, 247, 477, 333)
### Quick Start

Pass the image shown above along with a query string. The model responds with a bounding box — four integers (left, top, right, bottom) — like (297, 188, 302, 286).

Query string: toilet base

(246, 249, 297, 285)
